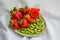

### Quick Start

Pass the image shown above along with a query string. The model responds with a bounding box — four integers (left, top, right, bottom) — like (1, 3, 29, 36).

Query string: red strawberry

(29, 8, 40, 19)
(25, 14, 34, 23)
(11, 14, 21, 21)
(28, 18, 34, 23)
(11, 10, 22, 20)
(25, 14, 30, 20)
(15, 10, 22, 17)
(12, 19, 20, 29)
(21, 19, 30, 28)
(21, 8, 30, 15)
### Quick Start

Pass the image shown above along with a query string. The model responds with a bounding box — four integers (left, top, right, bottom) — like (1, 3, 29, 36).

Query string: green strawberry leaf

(13, 7, 17, 11)
(24, 5, 28, 9)
(19, 8, 23, 11)
(8, 20, 13, 28)
(10, 7, 17, 14)
(19, 5, 28, 11)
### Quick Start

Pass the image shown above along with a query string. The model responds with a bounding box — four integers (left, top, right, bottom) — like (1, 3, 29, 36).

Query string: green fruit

(39, 24, 45, 29)
(35, 25, 39, 29)
(25, 30, 29, 34)
(29, 27, 34, 30)
(30, 24, 35, 28)
(20, 31, 25, 33)
(36, 19, 40, 22)
(33, 23, 37, 26)
(37, 29, 45, 35)
(34, 29, 38, 33)
(39, 19, 44, 24)
(36, 22, 40, 25)
(29, 30, 35, 34)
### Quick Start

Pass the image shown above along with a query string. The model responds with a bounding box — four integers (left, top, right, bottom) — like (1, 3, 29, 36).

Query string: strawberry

(20, 19, 30, 28)
(15, 10, 22, 17)
(24, 14, 30, 20)
(11, 10, 22, 21)
(21, 8, 30, 15)
(11, 13, 21, 21)
(29, 8, 40, 19)
(12, 19, 20, 29)
(19, 5, 29, 15)
(24, 14, 34, 23)
(28, 18, 34, 23)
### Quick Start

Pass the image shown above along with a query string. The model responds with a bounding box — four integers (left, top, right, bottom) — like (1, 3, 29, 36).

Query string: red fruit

(11, 14, 21, 21)
(12, 19, 20, 29)
(21, 8, 30, 15)
(25, 14, 34, 23)
(28, 18, 34, 23)
(11, 10, 22, 20)
(29, 8, 40, 19)
(25, 14, 30, 20)
(21, 19, 30, 28)
(15, 10, 22, 17)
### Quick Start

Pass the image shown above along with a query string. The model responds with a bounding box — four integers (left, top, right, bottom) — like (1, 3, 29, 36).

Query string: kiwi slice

(35, 29, 45, 35)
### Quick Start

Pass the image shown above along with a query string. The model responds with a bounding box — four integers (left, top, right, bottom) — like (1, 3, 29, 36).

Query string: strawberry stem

(13, 7, 17, 11)
(10, 7, 17, 14)
(24, 5, 28, 9)
(19, 8, 23, 11)
(19, 5, 28, 11)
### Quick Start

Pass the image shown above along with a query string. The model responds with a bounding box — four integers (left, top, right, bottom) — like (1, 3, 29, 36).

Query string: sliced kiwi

(40, 19, 44, 24)
(33, 23, 37, 26)
(35, 25, 39, 29)
(25, 30, 30, 34)
(35, 29, 45, 35)
(29, 27, 34, 30)
(28, 30, 35, 34)
(30, 24, 35, 29)
(39, 24, 45, 29)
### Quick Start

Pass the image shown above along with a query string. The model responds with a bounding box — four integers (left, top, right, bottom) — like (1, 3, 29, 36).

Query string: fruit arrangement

(9, 6, 46, 37)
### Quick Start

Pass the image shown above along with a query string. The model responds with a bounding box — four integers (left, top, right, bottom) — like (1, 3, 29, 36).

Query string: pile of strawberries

(9, 6, 40, 29)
